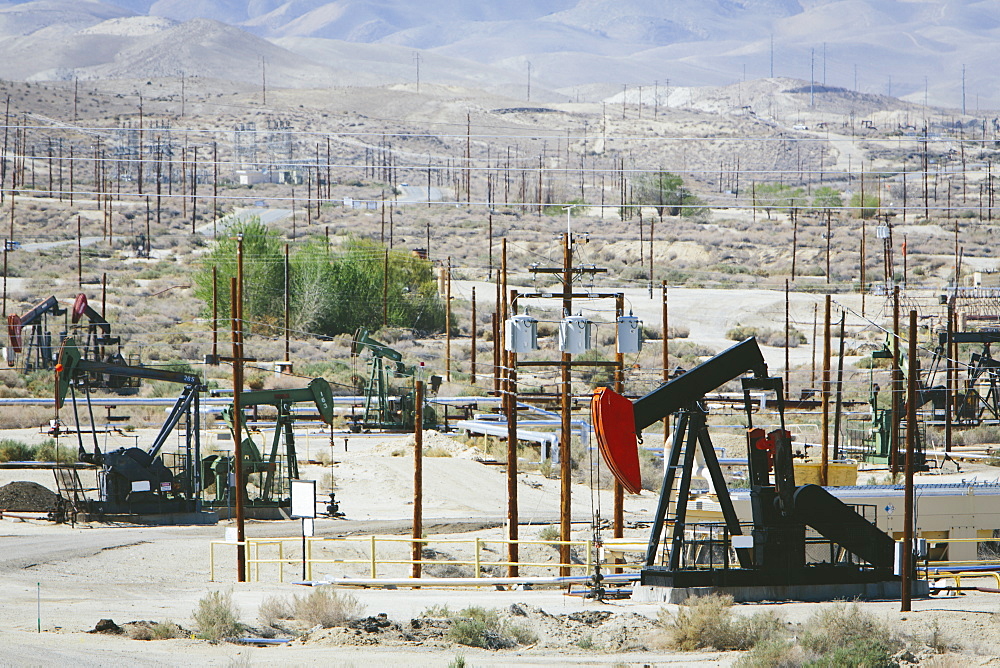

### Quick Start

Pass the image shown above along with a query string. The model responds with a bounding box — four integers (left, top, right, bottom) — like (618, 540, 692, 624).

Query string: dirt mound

(293, 603, 657, 652)
(0, 480, 63, 511)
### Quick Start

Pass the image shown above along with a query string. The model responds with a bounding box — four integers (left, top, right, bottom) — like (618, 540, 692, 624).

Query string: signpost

(290, 479, 317, 580)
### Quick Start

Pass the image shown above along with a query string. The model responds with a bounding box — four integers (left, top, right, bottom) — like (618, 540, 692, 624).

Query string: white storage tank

(505, 314, 539, 353)
(559, 315, 592, 354)
(617, 314, 643, 354)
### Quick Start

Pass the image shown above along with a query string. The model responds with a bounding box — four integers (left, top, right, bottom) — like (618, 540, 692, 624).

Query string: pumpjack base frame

(85, 510, 219, 525)
(637, 567, 927, 603)
(210, 504, 292, 521)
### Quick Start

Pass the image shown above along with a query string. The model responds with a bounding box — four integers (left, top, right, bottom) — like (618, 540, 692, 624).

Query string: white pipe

(297, 573, 639, 588)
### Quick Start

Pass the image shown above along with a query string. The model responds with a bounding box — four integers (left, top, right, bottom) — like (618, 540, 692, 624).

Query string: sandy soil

(2, 421, 1000, 666)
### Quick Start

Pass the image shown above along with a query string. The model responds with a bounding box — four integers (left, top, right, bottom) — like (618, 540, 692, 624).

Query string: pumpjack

(56, 337, 205, 516)
(202, 378, 335, 511)
(7, 293, 139, 392)
(926, 330, 1000, 424)
(350, 328, 435, 430)
(593, 338, 909, 597)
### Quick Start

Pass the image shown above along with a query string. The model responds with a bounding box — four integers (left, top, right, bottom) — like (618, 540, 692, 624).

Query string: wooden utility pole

(382, 249, 389, 327)
(284, 244, 290, 365)
(861, 217, 866, 317)
(833, 310, 846, 460)
(613, 293, 625, 559)
(945, 298, 954, 453)
(901, 309, 917, 612)
(891, 286, 901, 474)
(662, 281, 669, 446)
(412, 380, 424, 578)
(506, 285, 519, 577)
(211, 266, 218, 363)
(821, 295, 831, 485)
(811, 305, 818, 387)
(470, 287, 477, 384)
(445, 257, 452, 382)
(778, 281, 787, 395)
(77, 216, 82, 288)
(231, 272, 246, 582)
(560, 232, 573, 576)
(191, 146, 198, 234)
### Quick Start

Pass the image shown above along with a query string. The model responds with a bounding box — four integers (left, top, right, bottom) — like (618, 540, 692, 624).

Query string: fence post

(475, 537, 481, 577)
(370, 535, 377, 578)
(306, 539, 313, 581)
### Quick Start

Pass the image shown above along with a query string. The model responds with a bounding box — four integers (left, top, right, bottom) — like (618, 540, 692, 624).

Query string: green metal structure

(203, 377, 334, 507)
(350, 328, 434, 430)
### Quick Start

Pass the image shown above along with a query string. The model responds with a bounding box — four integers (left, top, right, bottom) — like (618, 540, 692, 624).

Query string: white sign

(303, 518, 315, 537)
(290, 479, 317, 519)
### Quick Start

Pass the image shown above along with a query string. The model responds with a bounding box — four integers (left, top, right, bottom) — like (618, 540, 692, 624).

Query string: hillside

(0, 1, 997, 107)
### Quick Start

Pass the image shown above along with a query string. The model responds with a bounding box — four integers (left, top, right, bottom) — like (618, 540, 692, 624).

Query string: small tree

(634, 171, 702, 217)
(811, 186, 843, 211)
(192, 218, 283, 328)
(754, 183, 806, 220)
(849, 192, 880, 218)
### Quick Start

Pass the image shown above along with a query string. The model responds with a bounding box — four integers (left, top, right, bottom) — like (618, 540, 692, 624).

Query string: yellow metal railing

(210, 534, 648, 583)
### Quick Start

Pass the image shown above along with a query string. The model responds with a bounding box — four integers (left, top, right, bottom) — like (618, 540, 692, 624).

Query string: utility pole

(560, 233, 573, 577)
(445, 257, 452, 382)
(470, 287, 477, 385)
(901, 309, 917, 611)
(412, 380, 423, 578)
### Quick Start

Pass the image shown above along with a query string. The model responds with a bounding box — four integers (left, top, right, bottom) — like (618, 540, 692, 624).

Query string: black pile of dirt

(0, 480, 63, 511)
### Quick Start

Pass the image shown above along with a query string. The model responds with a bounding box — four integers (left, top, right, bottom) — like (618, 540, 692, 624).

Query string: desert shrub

(799, 602, 898, 659)
(0, 439, 37, 462)
(293, 587, 363, 627)
(0, 405, 51, 429)
(193, 590, 242, 642)
(151, 621, 181, 640)
(447, 606, 536, 649)
(424, 446, 452, 457)
(258, 595, 294, 628)
(736, 638, 804, 667)
(126, 624, 154, 641)
(34, 439, 79, 463)
(658, 594, 784, 651)
(421, 604, 452, 618)
(805, 637, 896, 667)
(537, 525, 560, 542)
(855, 355, 893, 369)
(726, 325, 804, 347)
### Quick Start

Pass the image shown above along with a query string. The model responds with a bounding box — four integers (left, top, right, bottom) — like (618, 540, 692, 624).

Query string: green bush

(194, 222, 445, 337)
(34, 439, 78, 463)
(446, 606, 536, 649)
(0, 439, 38, 462)
(193, 590, 242, 642)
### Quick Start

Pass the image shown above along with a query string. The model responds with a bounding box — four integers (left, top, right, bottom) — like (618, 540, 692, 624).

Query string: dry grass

(292, 588, 363, 628)
(656, 594, 784, 651)
(258, 595, 294, 628)
(193, 590, 242, 642)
